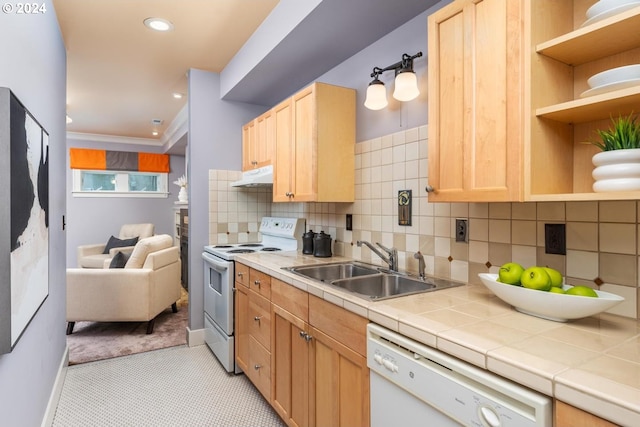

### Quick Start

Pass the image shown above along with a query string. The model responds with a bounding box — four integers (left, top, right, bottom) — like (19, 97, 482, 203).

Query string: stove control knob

(373, 354, 383, 365)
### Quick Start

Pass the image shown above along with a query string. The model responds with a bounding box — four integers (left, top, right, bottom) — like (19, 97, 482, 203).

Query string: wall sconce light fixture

(364, 52, 423, 110)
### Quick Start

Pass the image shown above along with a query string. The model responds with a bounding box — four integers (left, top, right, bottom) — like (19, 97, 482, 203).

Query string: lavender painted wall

(318, 3, 448, 142)
(0, 1, 68, 424)
(64, 137, 186, 267)
(187, 69, 266, 329)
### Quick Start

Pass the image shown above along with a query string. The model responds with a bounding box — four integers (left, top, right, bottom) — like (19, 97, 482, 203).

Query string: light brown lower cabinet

(554, 400, 619, 427)
(309, 324, 369, 427)
(271, 302, 310, 427)
(235, 283, 249, 373)
(234, 265, 272, 401)
(240, 274, 369, 427)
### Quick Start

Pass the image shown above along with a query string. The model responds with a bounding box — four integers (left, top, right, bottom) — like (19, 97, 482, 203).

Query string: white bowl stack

(582, 0, 640, 27)
(581, 64, 640, 97)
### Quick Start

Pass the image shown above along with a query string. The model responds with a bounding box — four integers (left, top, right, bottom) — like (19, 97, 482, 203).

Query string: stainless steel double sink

(283, 261, 462, 301)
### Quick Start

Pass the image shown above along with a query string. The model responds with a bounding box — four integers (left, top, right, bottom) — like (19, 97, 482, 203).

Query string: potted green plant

(590, 113, 640, 192)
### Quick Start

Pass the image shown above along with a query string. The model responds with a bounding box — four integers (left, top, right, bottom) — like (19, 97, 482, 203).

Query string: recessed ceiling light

(152, 131, 159, 136)
(172, 92, 183, 99)
(143, 17, 173, 32)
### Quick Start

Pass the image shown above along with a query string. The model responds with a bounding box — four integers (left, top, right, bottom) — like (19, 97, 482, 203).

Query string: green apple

(498, 262, 525, 285)
(543, 267, 563, 288)
(549, 286, 565, 294)
(520, 267, 551, 291)
(565, 285, 598, 298)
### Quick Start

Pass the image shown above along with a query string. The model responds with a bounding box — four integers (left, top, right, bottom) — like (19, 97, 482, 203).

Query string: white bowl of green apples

(478, 263, 624, 322)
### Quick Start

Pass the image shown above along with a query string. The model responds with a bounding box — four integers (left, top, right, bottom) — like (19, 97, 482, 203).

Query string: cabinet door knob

(254, 316, 261, 322)
(253, 279, 261, 287)
(237, 272, 244, 278)
(425, 185, 435, 193)
(304, 334, 313, 342)
(254, 364, 261, 370)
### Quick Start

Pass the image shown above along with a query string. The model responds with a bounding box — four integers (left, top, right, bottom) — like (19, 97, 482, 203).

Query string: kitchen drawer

(271, 278, 308, 322)
(248, 291, 271, 350)
(249, 269, 271, 298)
(248, 336, 271, 401)
(309, 294, 368, 356)
(235, 262, 250, 288)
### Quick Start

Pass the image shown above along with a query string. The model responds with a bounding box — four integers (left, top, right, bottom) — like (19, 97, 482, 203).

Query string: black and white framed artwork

(0, 88, 49, 354)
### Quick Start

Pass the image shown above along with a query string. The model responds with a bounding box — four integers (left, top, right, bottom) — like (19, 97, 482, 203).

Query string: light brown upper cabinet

(428, 0, 640, 202)
(273, 82, 356, 203)
(427, 0, 524, 202)
(242, 110, 274, 171)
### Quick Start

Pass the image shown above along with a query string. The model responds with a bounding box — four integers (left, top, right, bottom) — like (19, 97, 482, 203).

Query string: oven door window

(208, 267, 222, 294)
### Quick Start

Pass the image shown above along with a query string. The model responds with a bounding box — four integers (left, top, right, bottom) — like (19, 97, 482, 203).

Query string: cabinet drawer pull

(253, 279, 261, 287)
(254, 316, 261, 322)
(237, 272, 244, 278)
(254, 364, 261, 370)
(299, 331, 312, 342)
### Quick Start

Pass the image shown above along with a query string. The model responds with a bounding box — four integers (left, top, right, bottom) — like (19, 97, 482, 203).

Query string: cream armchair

(77, 223, 155, 268)
(66, 234, 181, 334)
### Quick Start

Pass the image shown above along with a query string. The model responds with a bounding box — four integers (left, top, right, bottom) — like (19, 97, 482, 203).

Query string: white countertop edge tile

(437, 337, 487, 369)
(554, 382, 640, 427)
(368, 312, 399, 332)
(554, 368, 640, 415)
(486, 356, 554, 396)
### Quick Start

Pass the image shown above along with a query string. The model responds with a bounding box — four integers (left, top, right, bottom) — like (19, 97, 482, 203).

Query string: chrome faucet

(357, 240, 398, 272)
(413, 251, 425, 279)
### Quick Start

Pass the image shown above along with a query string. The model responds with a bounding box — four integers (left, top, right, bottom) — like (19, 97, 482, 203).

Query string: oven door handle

(202, 252, 230, 273)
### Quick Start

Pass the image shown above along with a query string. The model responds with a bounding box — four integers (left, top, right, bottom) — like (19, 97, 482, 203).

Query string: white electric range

(201, 217, 305, 373)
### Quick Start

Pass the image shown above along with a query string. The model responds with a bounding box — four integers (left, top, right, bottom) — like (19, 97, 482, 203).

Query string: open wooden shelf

(536, 6, 640, 65)
(536, 86, 640, 123)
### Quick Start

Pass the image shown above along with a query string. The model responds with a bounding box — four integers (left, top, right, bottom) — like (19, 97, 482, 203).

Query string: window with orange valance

(69, 148, 170, 173)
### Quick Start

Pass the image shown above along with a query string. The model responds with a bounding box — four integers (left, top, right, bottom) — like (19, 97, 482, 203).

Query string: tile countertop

(235, 251, 640, 427)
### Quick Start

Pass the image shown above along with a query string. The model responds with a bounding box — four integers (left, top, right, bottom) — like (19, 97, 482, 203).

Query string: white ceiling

(55, 0, 278, 142)
(54, 0, 441, 152)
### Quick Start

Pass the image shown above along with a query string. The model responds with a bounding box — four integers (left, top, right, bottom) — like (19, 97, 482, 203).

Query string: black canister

(302, 230, 316, 255)
(313, 231, 332, 258)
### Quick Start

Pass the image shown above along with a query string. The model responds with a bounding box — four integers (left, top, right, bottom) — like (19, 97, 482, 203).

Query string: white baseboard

(187, 327, 205, 347)
(41, 344, 69, 427)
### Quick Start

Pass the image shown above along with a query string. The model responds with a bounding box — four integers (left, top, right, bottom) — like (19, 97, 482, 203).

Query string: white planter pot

(592, 148, 640, 192)
(178, 186, 188, 202)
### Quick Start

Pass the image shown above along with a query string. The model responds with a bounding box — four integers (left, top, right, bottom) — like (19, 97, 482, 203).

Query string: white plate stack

(581, 0, 640, 27)
(580, 64, 640, 97)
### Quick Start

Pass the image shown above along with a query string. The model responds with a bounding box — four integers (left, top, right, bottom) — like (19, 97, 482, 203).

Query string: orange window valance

(70, 148, 170, 173)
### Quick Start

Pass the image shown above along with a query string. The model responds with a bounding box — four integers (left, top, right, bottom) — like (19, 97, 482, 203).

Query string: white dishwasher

(367, 324, 552, 427)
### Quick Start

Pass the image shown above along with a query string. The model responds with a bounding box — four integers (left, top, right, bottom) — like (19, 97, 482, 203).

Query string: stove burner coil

(214, 245, 233, 248)
(228, 249, 255, 254)
(239, 243, 263, 247)
(261, 247, 282, 252)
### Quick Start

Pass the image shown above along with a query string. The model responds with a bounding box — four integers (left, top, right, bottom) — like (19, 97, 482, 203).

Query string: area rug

(67, 290, 189, 365)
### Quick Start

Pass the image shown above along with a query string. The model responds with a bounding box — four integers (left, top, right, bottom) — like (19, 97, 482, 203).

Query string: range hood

(230, 164, 273, 187)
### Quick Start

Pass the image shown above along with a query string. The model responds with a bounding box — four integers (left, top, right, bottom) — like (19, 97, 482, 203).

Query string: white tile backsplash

(208, 125, 639, 319)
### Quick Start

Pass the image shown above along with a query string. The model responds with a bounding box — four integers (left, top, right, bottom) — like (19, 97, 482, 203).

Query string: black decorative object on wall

(0, 88, 49, 354)
(398, 190, 412, 226)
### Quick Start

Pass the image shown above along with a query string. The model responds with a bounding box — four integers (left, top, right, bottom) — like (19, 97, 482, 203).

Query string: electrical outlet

(545, 224, 566, 255)
(455, 219, 468, 242)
